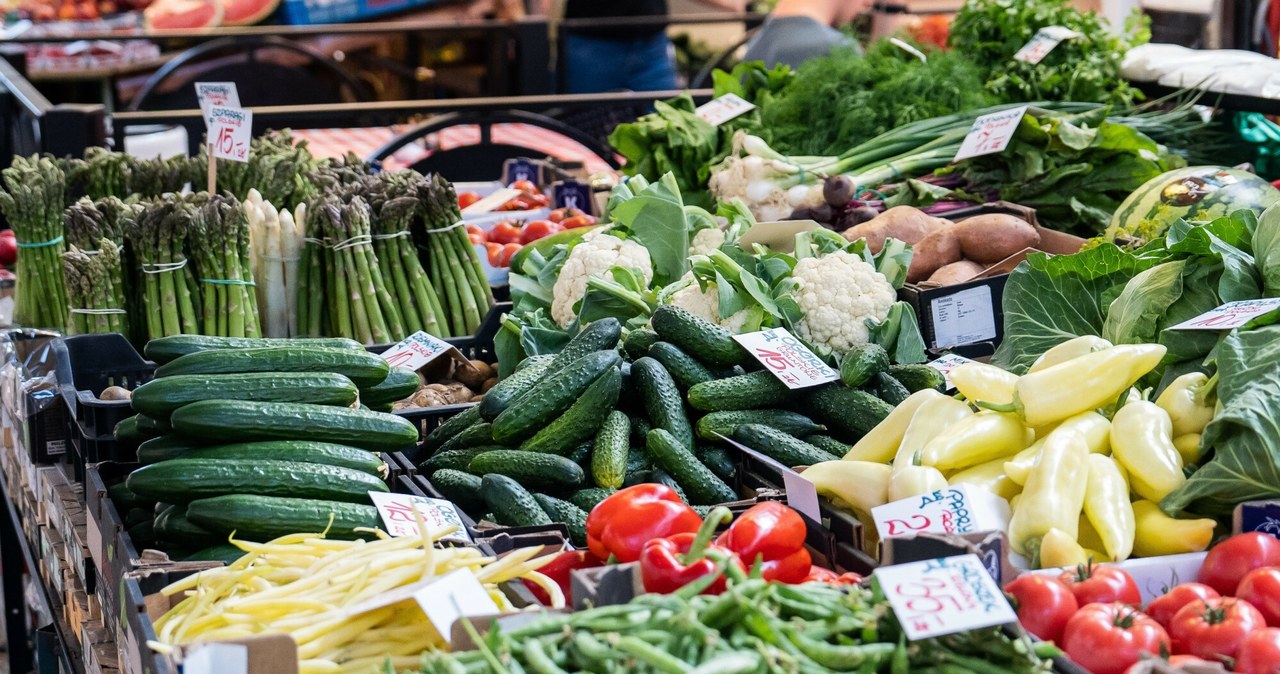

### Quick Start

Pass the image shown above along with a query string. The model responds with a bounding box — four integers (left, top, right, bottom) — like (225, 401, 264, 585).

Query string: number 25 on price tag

(206, 105, 252, 163)
(874, 554, 1017, 640)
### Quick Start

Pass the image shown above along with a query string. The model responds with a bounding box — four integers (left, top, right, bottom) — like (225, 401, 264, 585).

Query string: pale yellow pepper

(1007, 428, 1089, 563)
(843, 389, 944, 463)
(1076, 516, 1113, 562)
(891, 395, 973, 471)
(994, 345, 1166, 427)
(1040, 527, 1090, 569)
(1156, 372, 1216, 437)
(802, 461, 892, 515)
(1082, 455, 1135, 561)
(919, 411, 1032, 472)
(948, 456, 1022, 501)
(1028, 335, 1113, 373)
(1173, 433, 1203, 465)
(1132, 500, 1215, 557)
(1004, 411, 1111, 485)
(1111, 401, 1185, 503)
(887, 464, 949, 502)
(950, 362, 1018, 405)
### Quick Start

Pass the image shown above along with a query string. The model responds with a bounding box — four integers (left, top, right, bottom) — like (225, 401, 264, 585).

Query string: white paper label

(875, 554, 1017, 640)
(695, 93, 756, 127)
(194, 82, 240, 126)
(207, 106, 252, 163)
(718, 434, 821, 522)
(1013, 26, 1081, 64)
(871, 485, 1010, 541)
(926, 353, 976, 390)
(732, 328, 839, 389)
(1169, 298, 1280, 331)
(461, 188, 521, 215)
(182, 643, 247, 674)
(929, 286, 997, 348)
(379, 331, 457, 371)
(954, 106, 1029, 161)
(369, 491, 472, 544)
(412, 568, 500, 645)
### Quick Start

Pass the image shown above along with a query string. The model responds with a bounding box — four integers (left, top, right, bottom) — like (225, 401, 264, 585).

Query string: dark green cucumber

(532, 494, 588, 546)
(166, 441, 385, 476)
(136, 436, 202, 464)
(568, 487, 616, 512)
(115, 415, 150, 444)
(131, 372, 359, 419)
(551, 318, 622, 367)
(591, 411, 630, 489)
(567, 441, 592, 467)
(874, 372, 911, 406)
(633, 357, 694, 450)
(647, 342, 716, 390)
(183, 544, 245, 565)
(650, 305, 747, 368)
(520, 367, 622, 455)
(421, 447, 497, 475)
(696, 445, 737, 483)
(170, 400, 418, 451)
(624, 328, 660, 359)
(695, 410, 826, 441)
(135, 414, 172, 435)
(125, 458, 389, 504)
(646, 429, 736, 505)
(186, 494, 380, 541)
(125, 507, 153, 528)
(154, 505, 216, 548)
(423, 405, 483, 453)
(624, 447, 653, 481)
(629, 416, 653, 446)
(482, 474, 552, 527)
(144, 335, 364, 364)
(839, 343, 889, 388)
(434, 422, 494, 454)
(650, 468, 689, 503)
(155, 346, 389, 387)
(687, 370, 791, 412)
(805, 435, 851, 457)
(108, 482, 148, 512)
(127, 519, 155, 547)
(481, 321, 618, 424)
(430, 469, 484, 513)
(804, 385, 894, 439)
(468, 450, 584, 490)
(359, 367, 420, 408)
(478, 358, 556, 421)
(888, 364, 946, 393)
(491, 350, 623, 444)
(515, 354, 556, 372)
(732, 424, 839, 468)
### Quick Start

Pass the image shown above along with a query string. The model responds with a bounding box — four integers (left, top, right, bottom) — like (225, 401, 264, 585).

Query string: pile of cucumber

(421, 307, 942, 546)
(109, 335, 422, 560)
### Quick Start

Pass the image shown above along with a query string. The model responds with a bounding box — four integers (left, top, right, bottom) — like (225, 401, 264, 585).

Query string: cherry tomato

(549, 207, 583, 224)
(1238, 568, 1280, 627)
(519, 220, 563, 245)
(1005, 574, 1079, 643)
(485, 242, 503, 267)
(466, 224, 487, 244)
(509, 179, 539, 194)
(1169, 597, 1267, 660)
(1145, 583, 1220, 628)
(560, 214, 597, 229)
(1236, 628, 1280, 674)
(1059, 564, 1142, 607)
(1062, 603, 1170, 674)
(488, 221, 522, 245)
(1199, 533, 1280, 596)
(1122, 655, 1211, 674)
(457, 191, 482, 209)
(497, 243, 522, 268)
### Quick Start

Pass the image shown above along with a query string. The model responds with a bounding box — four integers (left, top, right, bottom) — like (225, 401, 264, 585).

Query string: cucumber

(623, 329, 660, 359)
(115, 415, 150, 444)
(873, 372, 911, 406)
(624, 447, 653, 481)
(567, 441, 592, 467)
(839, 343, 889, 388)
(154, 505, 216, 548)
(170, 400, 418, 451)
(144, 335, 363, 364)
(696, 445, 737, 483)
(423, 405, 483, 453)
(359, 367, 421, 408)
(131, 372, 359, 419)
(695, 410, 826, 441)
(568, 487, 616, 512)
(732, 424, 840, 468)
(650, 468, 689, 503)
(468, 450, 585, 490)
(482, 474, 552, 527)
(136, 436, 201, 464)
(125, 507, 153, 528)
(135, 414, 172, 435)
(647, 429, 736, 505)
(650, 305, 747, 368)
(125, 458, 389, 504)
(888, 364, 946, 393)
(805, 435, 851, 457)
(491, 350, 622, 444)
(519, 367, 622, 455)
(186, 494, 380, 541)
(434, 422, 494, 454)
(629, 415, 653, 446)
(421, 447, 497, 475)
(515, 354, 556, 372)
(107, 482, 148, 512)
(183, 544, 245, 565)
(532, 494, 588, 546)
(633, 357, 694, 450)
(591, 411, 630, 489)
(687, 370, 791, 412)
(551, 318, 622, 367)
(127, 519, 155, 547)
(430, 469, 484, 513)
(478, 357, 556, 421)
(165, 441, 385, 476)
(155, 346, 388, 388)
(804, 385, 894, 439)
(647, 342, 716, 390)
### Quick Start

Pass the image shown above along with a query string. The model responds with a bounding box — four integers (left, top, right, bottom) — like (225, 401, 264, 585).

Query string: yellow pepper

(1082, 455, 1135, 561)
(801, 461, 892, 515)
(1110, 401, 1184, 502)
(1004, 411, 1111, 485)
(1156, 372, 1217, 437)
(1028, 335, 1113, 373)
(1007, 428, 1089, 564)
(1131, 500, 1215, 557)
(1076, 516, 1113, 562)
(843, 389, 944, 463)
(919, 411, 1032, 472)
(992, 345, 1166, 427)
(1173, 433, 1203, 465)
(950, 362, 1018, 405)
(948, 456, 1022, 501)
(891, 395, 973, 470)
(1040, 527, 1090, 569)
(887, 464, 948, 502)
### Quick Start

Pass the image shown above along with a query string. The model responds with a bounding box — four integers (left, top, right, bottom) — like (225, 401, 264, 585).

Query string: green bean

(689, 651, 764, 674)
(613, 636, 689, 674)
(571, 632, 616, 664)
(777, 594, 838, 621)
(789, 632, 895, 670)
(890, 636, 909, 674)
(523, 638, 570, 674)
(502, 613, 573, 640)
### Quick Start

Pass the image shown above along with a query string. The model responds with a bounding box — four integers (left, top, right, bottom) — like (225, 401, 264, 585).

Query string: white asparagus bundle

(282, 202, 305, 336)
(245, 190, 305, 338)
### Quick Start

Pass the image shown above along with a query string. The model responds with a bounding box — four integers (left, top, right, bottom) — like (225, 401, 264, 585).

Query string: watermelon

(144, 0, 222, 30)
(221, 0, 280, 26)
(1105, 166, 1280, 246)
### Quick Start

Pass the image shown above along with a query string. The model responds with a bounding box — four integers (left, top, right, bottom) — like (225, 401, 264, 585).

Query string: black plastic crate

(52, 333, 155, 467)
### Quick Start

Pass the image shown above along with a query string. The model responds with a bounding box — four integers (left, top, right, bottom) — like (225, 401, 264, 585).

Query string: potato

(906, 226, 963, 283)
(842, 206, 952, 253)
(953, 214, 1040, 264)
(480, 377, 499, 393)
(926, 260, 986, 286)
(100, 386, 132, 401)
(454, 359, 494, 389)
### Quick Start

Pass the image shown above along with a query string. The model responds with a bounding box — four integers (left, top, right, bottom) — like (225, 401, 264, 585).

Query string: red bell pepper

(520, 549, 604, 605)
(585, 484, 702, 563)
(715, 501, 811, 583)
(640, 507, 745, 595)
(802, 566, 864, 585)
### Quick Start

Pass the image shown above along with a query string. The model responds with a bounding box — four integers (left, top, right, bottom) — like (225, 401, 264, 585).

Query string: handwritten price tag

(1169, 298, 1280, 331)
(206, 106, 252, 163)
(871, 485, 1010, 541)
(380, 330, 457, 370)
(926, 353, 976, 390)
(413, 569, 500, 645)
(369, 491, 472, 544)
(875, 554, 1017, 640)
(194, 82, 240, 126)
(732, 328, 839, 389)
(1012, 26, 1082, 64)
(695, 93, 757, 127)
(954, 106, 1028, 162)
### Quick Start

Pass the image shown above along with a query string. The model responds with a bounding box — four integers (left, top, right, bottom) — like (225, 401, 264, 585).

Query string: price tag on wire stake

(206, 106, 252, 163)
(875, 554, 1017, 640)
(369, 492, 472, 544)
(695, 93, 756, 126)
(1013, 26, 1082, 64)
(732, 328, 838, 389)
(870, 485, 1010, 540)
(379, 330, 458, 370)
(1168, 298, 1280, 331)
(194, 82, 240, 126)
(954, 106, 1028, 161)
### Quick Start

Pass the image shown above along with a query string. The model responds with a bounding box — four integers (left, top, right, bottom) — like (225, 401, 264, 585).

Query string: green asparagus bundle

(415, 174, 494, 336)
(127, 198, 201, 340)
(364, 174, 448, 338)
(0, 156, 69, 330)
(189, 194, 261, 338)
(200, 130, 326, 211)
(63, 240, 127, 335)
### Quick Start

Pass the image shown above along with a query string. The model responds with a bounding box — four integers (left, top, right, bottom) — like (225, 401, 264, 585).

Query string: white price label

(379, 330, 457, 371)
(461, 188, 522, 215)
(182, 643, 247, 674)
(369, 492, 472, 544)
(207, 106, 252, 163)
(1169, 298, 1280, 331)
(1012, 26, 1081, 64)
(413, 568, 500, 645)
(929, 285, 997, 349)
(732, 328, 839, 389)
(926, 353, 976, 390)
(717, 433, 821, 522)
(871, 485, 1010, 541)
(695, 93, 756, 126)
(954, 106, 1028, 161)
(875, 554, 1017, 640)
(195, 82, 240, 126)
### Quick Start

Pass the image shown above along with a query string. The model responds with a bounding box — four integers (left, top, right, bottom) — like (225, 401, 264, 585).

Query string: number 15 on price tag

(874, 554, 1017, 640)
(207, 106, 252, 163)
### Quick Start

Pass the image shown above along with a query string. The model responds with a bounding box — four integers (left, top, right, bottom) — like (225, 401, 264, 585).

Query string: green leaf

(869, 302, 928, 364)
(608, 172, 692, 287)
(1101, 260, 1187, 346)
(1253, 203, 1280, 298)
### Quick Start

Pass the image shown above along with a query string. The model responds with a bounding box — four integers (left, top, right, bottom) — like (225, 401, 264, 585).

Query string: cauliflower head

(551, 234, 653, 327)
(663, 271, 751, 333)
(688, 227, 726, 257)
(791, 251, 896, 356)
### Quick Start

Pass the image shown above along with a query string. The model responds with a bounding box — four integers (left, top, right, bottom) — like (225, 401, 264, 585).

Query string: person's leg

(561, 33, 631, 93)
(623, 32, 678, 92)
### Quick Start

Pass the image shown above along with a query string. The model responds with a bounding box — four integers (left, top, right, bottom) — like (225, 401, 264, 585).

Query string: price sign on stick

(875, 554, 1017, 640)
(1168, 298, 1280, 331)
(870, 485, 1010, 540)
(1012, 26, 1082, 64)
(954, 106, 1028, 161)
(194, 82, 240, 126)
(732, 328, 839, 389)
(206, 105, 252, 194)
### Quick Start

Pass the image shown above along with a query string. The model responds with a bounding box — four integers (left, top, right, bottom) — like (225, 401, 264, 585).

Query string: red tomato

(1062, 603, 1170, 674)
(509, 179, 539, 194)
(1123, 655, 1211, 674)
(1060, 564, 1142, 607)
(1005, 574, 1079, 643)
(561, 214, 597, 229)
(488, 221, 522, 245)
(1199, 533, 1280, 596)
(0, 230, 16, 267)
(1169, 597, 1267, 660)
(519, 220, 563, 245)
(457, 191, 482, 209)
(485, 242, 503, 267)
(1236, 628, 1280, 674)
(497, 243, 522, 268)
(549, 207, 583, 223)
(1145, 583, 1220, 628)
(466, 224, 487, 244)
(1238, 568, 1280, 627)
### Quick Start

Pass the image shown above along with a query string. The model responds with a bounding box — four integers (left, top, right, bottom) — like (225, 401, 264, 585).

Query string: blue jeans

(562, 32, 678, 94)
